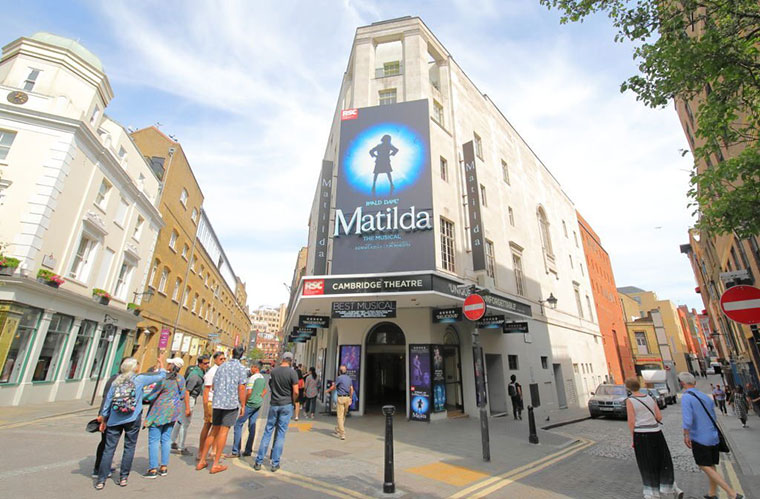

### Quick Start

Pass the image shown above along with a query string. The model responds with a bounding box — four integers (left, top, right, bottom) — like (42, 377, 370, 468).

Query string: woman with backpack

(142, 357, 190, 479)
(95, 355, 166, 490)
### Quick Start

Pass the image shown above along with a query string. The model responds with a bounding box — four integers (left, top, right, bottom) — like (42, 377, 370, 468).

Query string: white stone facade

(0, 33, 163, 406)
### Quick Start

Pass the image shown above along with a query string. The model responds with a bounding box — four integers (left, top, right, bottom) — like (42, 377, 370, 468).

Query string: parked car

(645, 388, 667, 409)
(588, 384, 628, 419)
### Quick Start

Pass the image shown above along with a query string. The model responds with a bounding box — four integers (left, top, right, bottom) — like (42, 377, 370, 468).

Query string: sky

(1, 0, 703, 311)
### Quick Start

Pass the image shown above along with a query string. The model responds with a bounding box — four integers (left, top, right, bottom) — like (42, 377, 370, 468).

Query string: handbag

(630, 395, 663, 426)
(687, 391, 730, 453)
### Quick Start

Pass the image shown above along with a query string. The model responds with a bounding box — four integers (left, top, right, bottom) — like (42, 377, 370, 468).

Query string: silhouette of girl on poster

(369, 134, 398, 196)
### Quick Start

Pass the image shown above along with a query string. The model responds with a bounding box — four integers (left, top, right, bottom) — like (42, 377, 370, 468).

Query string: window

(541, 356, 548, 369)
(512, 252, 525, 296)
(192, 293, 199, 313)
(66, 320, 96, 380)
(480, 184, 487, 206)
(180, 188, 188, 206)
(432, 100, 444, 126)
(501, 160, 510, 184)
(573, 363, 579, 374)
(169, 230, 178, 250)
(569, 255, 574, 269)
(440, 217, 455, 272)
(33, 313, 73, 382)
(508, 207, 515, 226)
(562, 220, 568, 237)
(585, 295, 594, 322)
(69, 233, 97, 281)
(95, 179, 111, 209)
(90, 106, 100, 126)
(635, 332, 649, 354)
(379, 89, 397, 105)
(182, 287, 190, 308)
(190, 256, 197, 273)
(508, 355, 519, 370)
(573, 284, 584, 319)
(474, 133, 483, 159)
(113, 259, 135, 301)
(148, 259, 160, 288)
(118, 146, 127, 161)
(23, 68, 41, 91)
(115, 197, 129, 226)
(537, 207, 554, 257)
(580, 263, 584, 276)
(158, 267, 169, 294)
(0, 130, 17, 161)
(172, 277, 182, 301)
(440, 157, 448, 182)
(485, 239, 495, 279)
(132, 216, 144, 241)
(182, 244, 189, 260)
(0, 306, 42, 384)
(89, 327, 111, 378)
(205, 273, 210, 287)
(573, 231, 579, 248)
(191, 208, 198, 223)
(382, 60, 401, 76)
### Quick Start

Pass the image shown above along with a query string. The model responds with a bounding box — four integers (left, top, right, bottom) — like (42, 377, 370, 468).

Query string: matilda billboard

(332, 100, 435, 274)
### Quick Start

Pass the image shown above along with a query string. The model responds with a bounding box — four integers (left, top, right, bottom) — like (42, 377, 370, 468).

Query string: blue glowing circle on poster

(341, 123, 427, 197)
(411, 395, 429, 415)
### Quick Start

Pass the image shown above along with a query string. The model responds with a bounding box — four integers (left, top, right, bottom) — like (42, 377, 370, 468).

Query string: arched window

(367, 322, 405, 345)
(537, 207, 554, 257)
(158, 267, 170, 293)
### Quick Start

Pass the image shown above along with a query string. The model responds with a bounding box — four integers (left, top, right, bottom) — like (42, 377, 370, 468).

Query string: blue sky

(2, 1, 702, 311)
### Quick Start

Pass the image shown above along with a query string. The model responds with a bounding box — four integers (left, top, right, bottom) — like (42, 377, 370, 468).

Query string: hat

(167, 357, 184, 369)
(85, 418, 100, 433)
(282, 352, 293, 360)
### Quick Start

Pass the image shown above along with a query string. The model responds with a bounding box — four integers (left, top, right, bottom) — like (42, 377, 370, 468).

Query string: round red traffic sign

(720, 285, 760, 325)
(463, 294, 486, 321)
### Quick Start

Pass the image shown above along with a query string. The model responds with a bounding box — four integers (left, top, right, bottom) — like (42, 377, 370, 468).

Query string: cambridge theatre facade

(285, 17, 607, 421)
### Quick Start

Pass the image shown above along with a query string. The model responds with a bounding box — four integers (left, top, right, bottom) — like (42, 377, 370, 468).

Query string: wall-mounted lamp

(539, 293, 558, 314)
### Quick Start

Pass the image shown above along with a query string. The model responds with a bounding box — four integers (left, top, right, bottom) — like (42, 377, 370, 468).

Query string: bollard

(528, 405, 539, 444)
(382, 405, 396, 494)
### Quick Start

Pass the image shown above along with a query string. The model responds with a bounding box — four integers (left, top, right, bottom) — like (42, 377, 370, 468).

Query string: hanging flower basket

(37, 269, 64, 288)
(127, 302, 142, 316)
(92, 288, 111, 305)
(0, 256, 20, 276)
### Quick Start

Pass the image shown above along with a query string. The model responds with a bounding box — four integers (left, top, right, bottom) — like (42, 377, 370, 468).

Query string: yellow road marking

(232, 458, 369, 498)
(288, 422, 313, 432)
(448, 438, 593, 499)
(723, 459, 744, 497)
(405, 462, 490, 486)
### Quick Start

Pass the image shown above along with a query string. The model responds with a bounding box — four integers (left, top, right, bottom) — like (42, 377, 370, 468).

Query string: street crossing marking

(448, 438, 594, 499)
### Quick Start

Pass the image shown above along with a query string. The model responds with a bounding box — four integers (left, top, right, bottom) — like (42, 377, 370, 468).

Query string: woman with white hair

(142, 357, 190, 479)
(95, 355, 166, 491)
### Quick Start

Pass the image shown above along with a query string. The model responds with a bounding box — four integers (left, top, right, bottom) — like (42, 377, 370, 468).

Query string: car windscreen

(596, 385, 626, 396)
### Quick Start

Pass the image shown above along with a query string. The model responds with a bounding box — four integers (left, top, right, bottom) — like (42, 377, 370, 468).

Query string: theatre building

(285, 17, 607, 420)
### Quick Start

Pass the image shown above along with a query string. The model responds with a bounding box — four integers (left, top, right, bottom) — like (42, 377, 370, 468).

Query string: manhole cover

(311, 449, 351, 458)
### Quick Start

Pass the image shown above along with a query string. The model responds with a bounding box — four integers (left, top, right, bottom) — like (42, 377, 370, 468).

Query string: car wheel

(590, 412, 599, 419)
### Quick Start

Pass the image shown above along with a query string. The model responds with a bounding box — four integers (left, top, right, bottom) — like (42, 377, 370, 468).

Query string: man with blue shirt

(326, 365, 353, 440)
(679, 372, 742, 499)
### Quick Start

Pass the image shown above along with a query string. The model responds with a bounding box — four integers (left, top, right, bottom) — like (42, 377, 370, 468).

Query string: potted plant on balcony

(127, 302, 142, 316)
(0, 256, 20, 276)
(92, 288, 111, 305)
(37, 269, 64, 288)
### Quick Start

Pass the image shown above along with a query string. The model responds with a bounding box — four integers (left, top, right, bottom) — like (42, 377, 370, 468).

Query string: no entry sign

(463, 294, 487, 321)
(720, 285, 760, 325)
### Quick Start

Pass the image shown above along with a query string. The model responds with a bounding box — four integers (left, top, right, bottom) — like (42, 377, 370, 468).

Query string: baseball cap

(167, 357, 184, 369)
(282, 352, 293, 361)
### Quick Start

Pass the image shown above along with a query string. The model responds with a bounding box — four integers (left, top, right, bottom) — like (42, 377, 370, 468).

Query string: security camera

(168, 147, 176, 155)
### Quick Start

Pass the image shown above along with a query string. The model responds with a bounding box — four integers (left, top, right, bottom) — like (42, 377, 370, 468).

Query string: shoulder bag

(630, 395, 663, 426)
(686, 391, 730, 453)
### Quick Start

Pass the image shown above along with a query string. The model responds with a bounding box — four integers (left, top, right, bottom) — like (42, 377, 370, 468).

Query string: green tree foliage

(540, 0, 760, 237)
(245, 347, 265, 363)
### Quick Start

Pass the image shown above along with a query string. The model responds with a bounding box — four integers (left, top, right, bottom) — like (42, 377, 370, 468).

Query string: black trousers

(511, 396, 523, 418)
(93, 431, 107, 472)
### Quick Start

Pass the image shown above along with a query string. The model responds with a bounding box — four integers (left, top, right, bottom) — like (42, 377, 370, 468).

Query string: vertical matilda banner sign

(409, 344, 432, 422)
(313, 160, 333, 275)
(462, 141, 486, 271)
(332, 100, 435, 274)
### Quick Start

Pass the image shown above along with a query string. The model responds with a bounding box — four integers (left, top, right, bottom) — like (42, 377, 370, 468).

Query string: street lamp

(539, 293, 558, 314)
(133, 288, 155, 304)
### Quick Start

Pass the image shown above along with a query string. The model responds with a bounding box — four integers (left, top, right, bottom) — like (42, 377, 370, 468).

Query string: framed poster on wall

(339, 345, 361, 410)
(409, 344, 431, 421)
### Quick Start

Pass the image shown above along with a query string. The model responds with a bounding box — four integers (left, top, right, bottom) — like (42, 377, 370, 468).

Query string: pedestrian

(679, 372, 743, 499)
(91, 369, 119, 478)
(304, 367, 319, 419)
(732, 386, 749, 428)
(171, 355, 209, 455)
(197, 346, 248, 474)
(326, 365, 353, 440)
(198, 351, 225, 462)
(712, 385, 727, 415)
(143, 357, 189, 479)
(294, 363, 304, 421)
(701, 368, 707, 378)
(94, 355, 166, 490)
(747, 383, 760, 417)
(625, 378, 683, 499)
(232, 362, 267, 457)
(508, 374, 523, 420)
(254, 352, 299, 472)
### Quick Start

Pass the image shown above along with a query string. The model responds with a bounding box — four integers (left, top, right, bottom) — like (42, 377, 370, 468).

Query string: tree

(245, 347, 264, 363)
(539, 0, 760, 237)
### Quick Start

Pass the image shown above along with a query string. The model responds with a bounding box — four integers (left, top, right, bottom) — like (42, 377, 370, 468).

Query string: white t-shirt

(204, 364, 218, 402)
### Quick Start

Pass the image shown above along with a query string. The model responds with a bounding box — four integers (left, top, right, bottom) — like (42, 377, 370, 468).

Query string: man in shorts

(198, 351, 225, 462)
(197, 347, 247, 474)
(680, 372, 743, 499)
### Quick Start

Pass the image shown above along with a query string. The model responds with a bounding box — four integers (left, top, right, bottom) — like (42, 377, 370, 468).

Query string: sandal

(119, 478, 128, 487)
(94, 482, 105, 491)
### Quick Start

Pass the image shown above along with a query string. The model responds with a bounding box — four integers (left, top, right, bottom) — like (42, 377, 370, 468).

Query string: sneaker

(271, 464, 280, 472)
(91, 471, 98, 478)
(294, 417, 299, 421)
(242, 453, 251, 457)
(158, 467, 168, 477)
(143, 469, 158, 479)
(253, 462, 262, 471)
(180, 448, 192, 456)
(171, 443, 179, 451)
(341, 435, 346, 440)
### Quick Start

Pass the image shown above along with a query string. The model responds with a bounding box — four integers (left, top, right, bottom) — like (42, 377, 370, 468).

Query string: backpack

(508, 383, 517, 398)
(142, 380, 163, 404)
(111, 378, 137, 414)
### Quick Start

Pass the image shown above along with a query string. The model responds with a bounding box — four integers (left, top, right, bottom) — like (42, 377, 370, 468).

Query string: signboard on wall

(313, 160, 334, 275)
(339, 345, 361, 411)
(189, 337, 200, 356)
(331, 301, 396, 319)
(432, 308, 462, 323)
(158, 328, 171, 350)
(462, 141, 485, 271)
(409, 344, 431, 422)
(299, 315, 330, 329)
(431, 345, 446, 412)
(332, 100, 435, 274)
(180, 335, 192, 353)
(171, 332, 183, 352)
